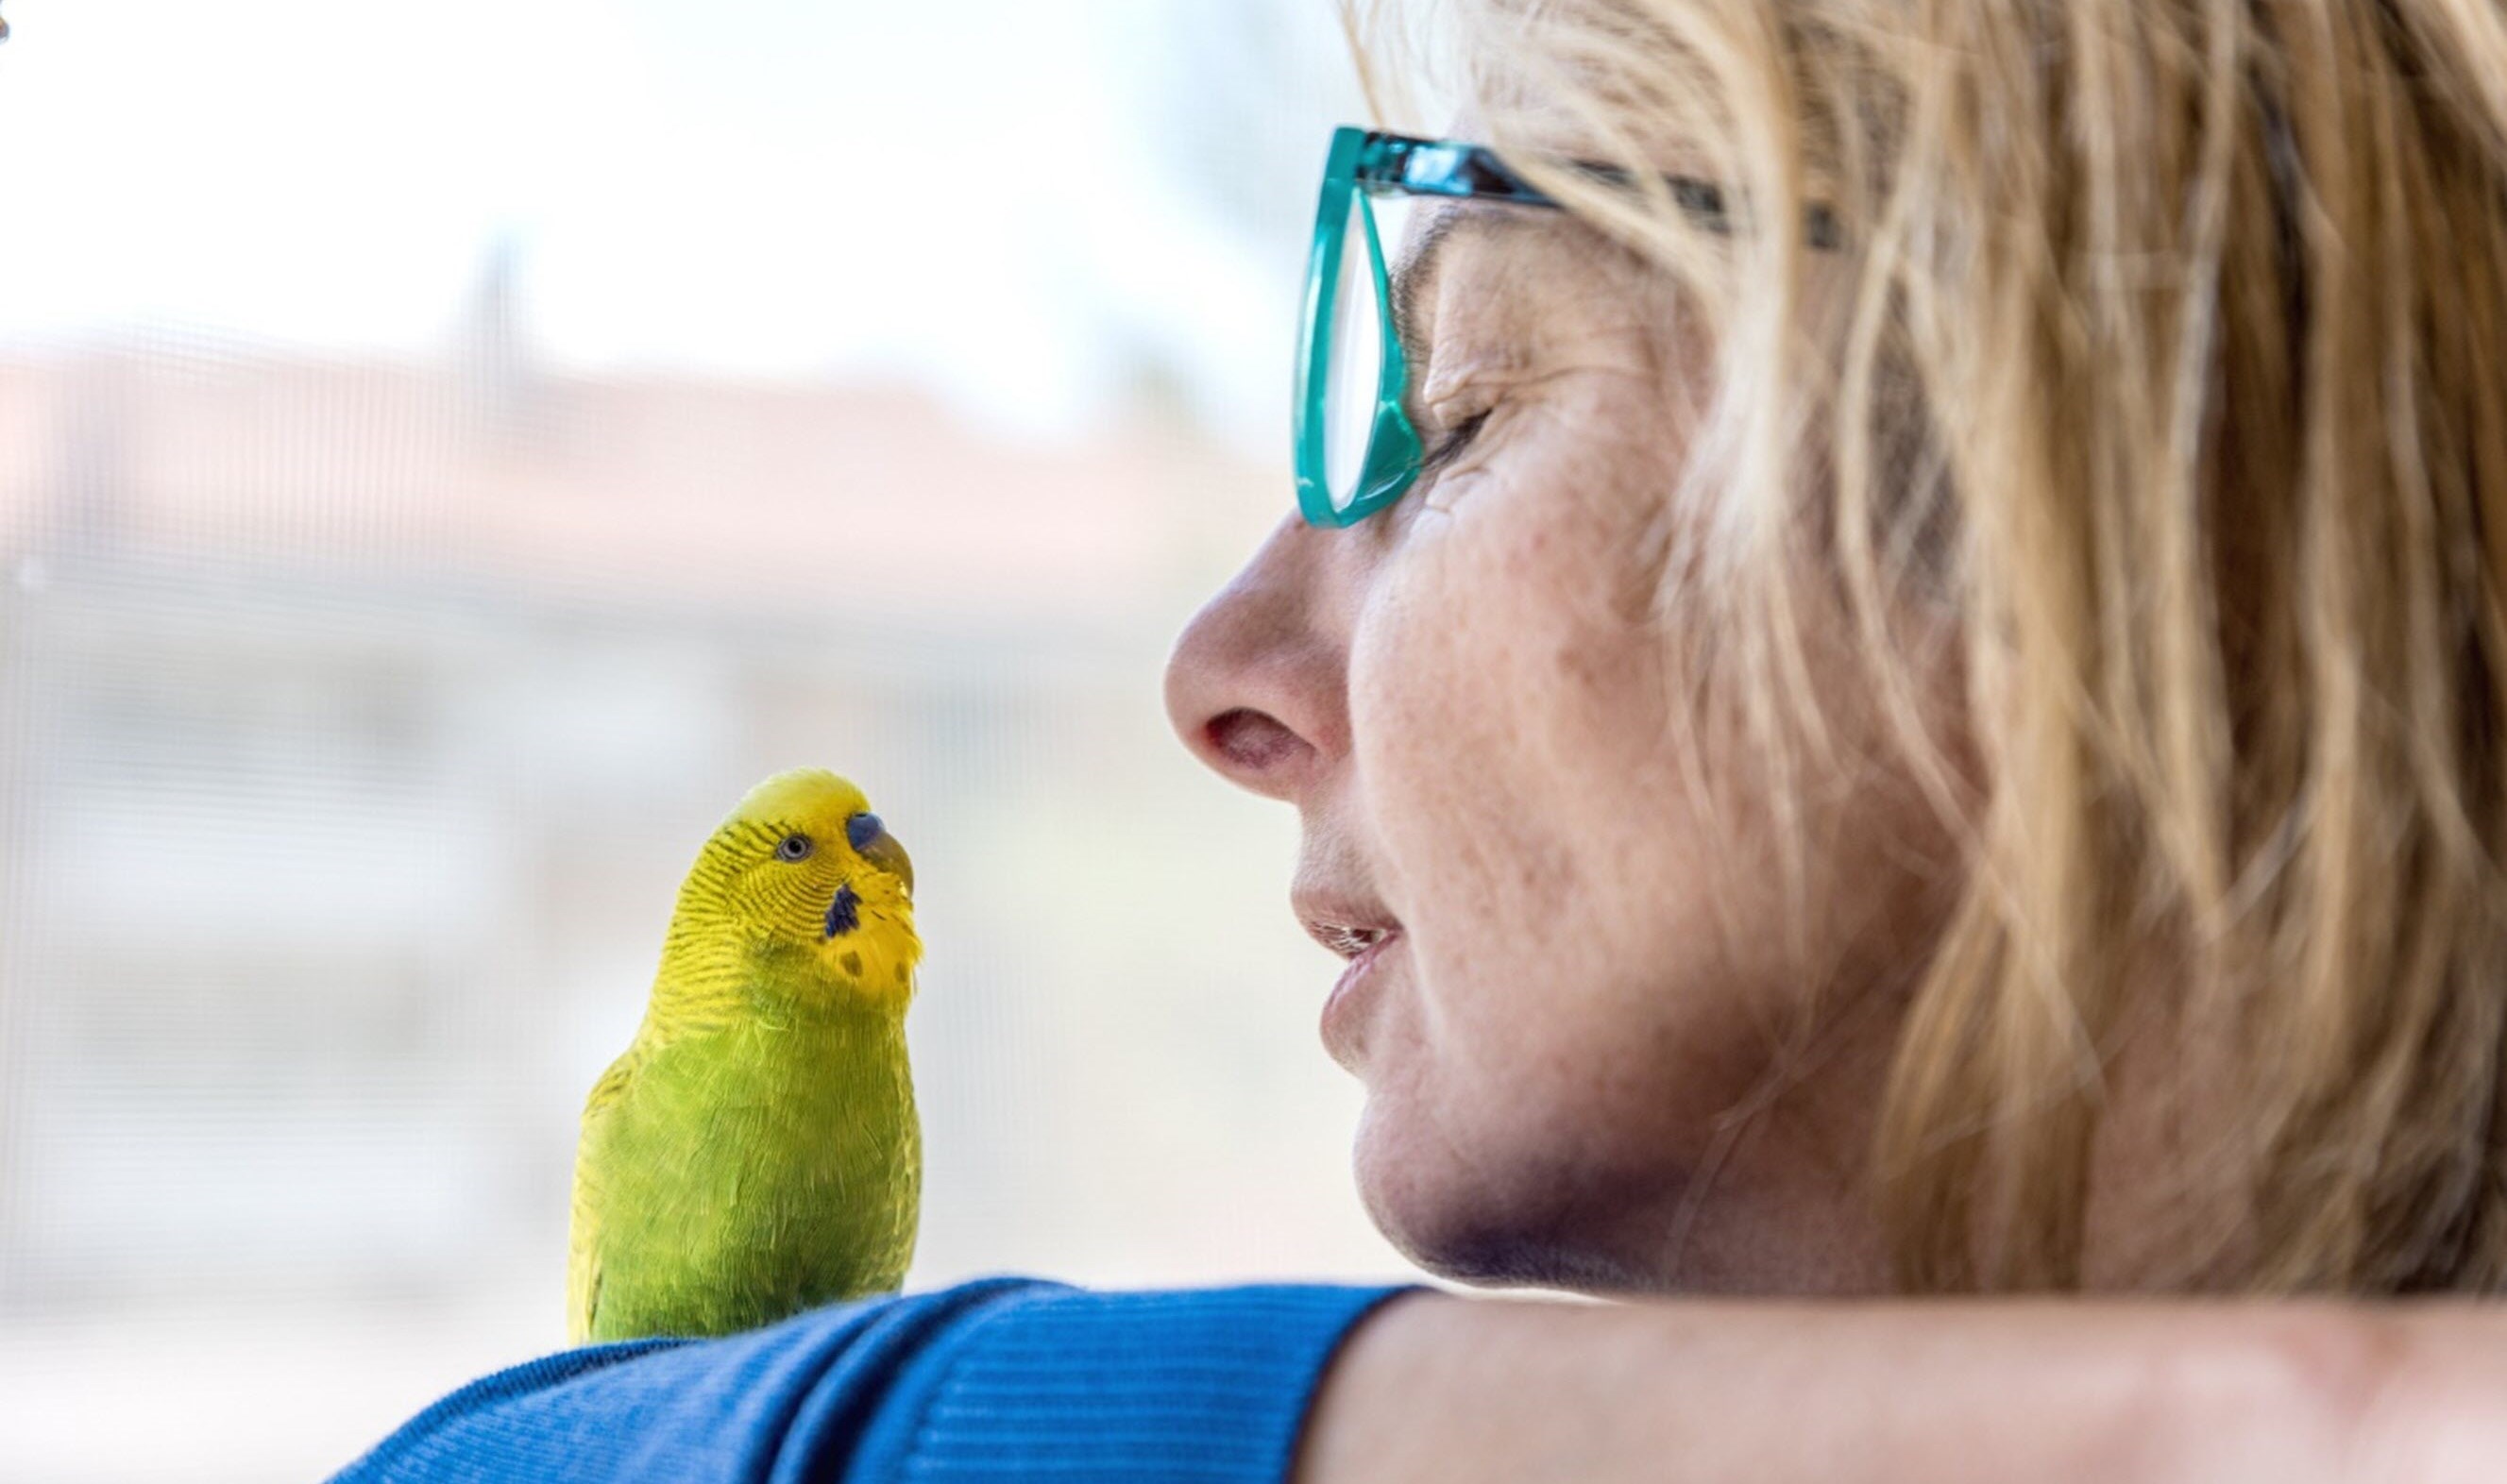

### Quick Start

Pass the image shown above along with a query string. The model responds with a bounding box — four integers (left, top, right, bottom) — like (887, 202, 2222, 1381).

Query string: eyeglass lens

(1321, 191, 1387, 512)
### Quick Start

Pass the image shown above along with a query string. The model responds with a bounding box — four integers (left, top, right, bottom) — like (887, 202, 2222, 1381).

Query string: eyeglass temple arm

(1347, 131, 1842, 251)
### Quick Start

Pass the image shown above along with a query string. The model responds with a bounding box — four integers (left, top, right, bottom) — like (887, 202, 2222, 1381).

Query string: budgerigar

(567, 767, 922, 1342)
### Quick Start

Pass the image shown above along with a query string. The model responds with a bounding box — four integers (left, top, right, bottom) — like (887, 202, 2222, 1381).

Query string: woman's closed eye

(1414, 359, 1604, 506)
(1419, 408, 1492, 482)
(1379, 405, 1492, 521)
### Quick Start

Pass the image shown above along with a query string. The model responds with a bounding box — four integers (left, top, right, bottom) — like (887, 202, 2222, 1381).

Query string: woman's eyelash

(1418, 410, 1491, 478)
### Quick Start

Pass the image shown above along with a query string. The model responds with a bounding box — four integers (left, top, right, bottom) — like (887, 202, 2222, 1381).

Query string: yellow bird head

(689, 767, 921, 1007)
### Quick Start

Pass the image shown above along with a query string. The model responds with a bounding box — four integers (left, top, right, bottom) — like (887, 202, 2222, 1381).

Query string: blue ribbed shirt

(330, 1279, 1411, 1483)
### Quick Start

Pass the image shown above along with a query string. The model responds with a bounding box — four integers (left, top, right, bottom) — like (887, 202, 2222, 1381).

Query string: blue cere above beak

(846, 810, 913, 894)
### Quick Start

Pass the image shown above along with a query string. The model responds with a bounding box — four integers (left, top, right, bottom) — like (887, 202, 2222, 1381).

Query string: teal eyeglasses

(1294, 126, 1842, 528)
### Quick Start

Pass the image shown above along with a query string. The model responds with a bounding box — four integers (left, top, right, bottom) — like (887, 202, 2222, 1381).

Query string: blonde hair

(1352, 0, 2507, 1294)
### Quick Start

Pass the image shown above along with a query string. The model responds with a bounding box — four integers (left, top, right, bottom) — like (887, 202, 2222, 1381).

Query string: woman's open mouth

(1311, 921, 1391, 959)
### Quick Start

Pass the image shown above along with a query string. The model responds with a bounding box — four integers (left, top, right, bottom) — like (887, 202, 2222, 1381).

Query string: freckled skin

(567, 768, 922, 1341)
(1166, 211, 1960, 1295)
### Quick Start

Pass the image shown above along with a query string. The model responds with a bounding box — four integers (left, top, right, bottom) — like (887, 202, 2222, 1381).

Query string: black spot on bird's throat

(824, 883, 860, 938)
(839, 951, 864, 977)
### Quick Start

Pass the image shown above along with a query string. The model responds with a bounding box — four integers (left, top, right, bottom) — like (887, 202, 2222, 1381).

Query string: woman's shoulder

(329, 1276, 1414, 1484)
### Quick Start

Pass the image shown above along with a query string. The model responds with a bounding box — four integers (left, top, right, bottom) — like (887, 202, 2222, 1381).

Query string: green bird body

(567, 768, 922, 1343)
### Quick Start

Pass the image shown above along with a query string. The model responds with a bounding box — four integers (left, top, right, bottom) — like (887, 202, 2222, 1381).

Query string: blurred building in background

(0, 1, 1413, 1476)
(0, 269, 1402, 1483)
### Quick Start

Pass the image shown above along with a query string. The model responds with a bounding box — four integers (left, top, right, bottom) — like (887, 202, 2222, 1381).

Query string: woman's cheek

(1343, 531, 1472, 905)
(1349, 481, 1577, 1010)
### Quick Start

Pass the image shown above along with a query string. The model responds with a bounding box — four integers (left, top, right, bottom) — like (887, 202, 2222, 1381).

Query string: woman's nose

(1162, 514, 1351, 803)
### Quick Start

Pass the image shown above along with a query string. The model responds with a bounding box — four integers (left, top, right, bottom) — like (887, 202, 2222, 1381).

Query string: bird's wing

(567, 1246, 603, 1345)
(567, 1050, 643, 1343)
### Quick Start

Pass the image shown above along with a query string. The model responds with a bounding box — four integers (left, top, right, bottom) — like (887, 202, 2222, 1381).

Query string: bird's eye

(775, 834, 815, 862)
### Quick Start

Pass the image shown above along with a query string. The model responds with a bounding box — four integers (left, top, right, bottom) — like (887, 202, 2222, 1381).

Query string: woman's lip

(1322, 927, 1402, 1054)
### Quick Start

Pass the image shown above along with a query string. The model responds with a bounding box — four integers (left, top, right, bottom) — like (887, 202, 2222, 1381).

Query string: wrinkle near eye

(1413, 230, 1630, 397)
(1400, 209, 1680, 514)
(1420, 344, 1533, 411)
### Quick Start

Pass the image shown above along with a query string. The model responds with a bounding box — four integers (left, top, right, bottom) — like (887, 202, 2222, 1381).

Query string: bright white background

(0, 4, 1418, 1478)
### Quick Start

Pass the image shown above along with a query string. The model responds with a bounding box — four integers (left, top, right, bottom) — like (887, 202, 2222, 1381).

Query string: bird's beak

(857, 830, 913, 895)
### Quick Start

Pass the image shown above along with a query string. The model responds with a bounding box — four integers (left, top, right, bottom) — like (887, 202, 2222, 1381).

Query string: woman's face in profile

(1165, 201, 1959, 1293)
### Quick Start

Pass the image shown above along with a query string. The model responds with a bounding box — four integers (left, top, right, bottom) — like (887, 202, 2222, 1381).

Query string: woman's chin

(1351, 1098, 1654, 1292)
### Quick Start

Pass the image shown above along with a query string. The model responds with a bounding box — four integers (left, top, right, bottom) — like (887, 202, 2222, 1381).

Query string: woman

(338, 0, 2507, 1477)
